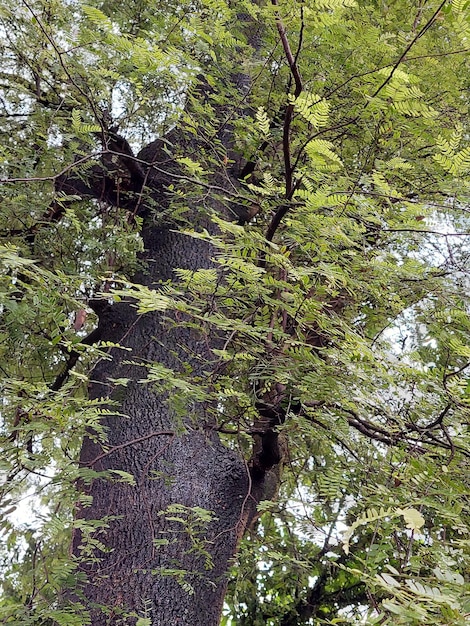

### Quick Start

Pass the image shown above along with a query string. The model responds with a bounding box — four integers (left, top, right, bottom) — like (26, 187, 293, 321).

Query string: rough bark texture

(73, 240, 245, 625)
(66, 99, 277, 624)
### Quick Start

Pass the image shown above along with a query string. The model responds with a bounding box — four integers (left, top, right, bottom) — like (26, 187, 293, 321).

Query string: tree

(1, 0, 470, 624)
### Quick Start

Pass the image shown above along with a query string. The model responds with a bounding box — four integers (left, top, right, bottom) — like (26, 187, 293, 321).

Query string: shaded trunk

(64, 86, 275, 621)
(72, 222, 261, 625)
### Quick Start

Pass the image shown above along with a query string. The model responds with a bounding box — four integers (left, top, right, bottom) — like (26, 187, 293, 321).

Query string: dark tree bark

(64, 80, 278, 625)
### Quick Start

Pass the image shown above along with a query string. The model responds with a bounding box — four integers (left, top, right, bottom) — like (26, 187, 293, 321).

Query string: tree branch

(49, 326, 102, 392)
(272, 0, 302, 97)
(263, 0, 304, 242)
(83, 430, 175, 468)
(366, 0, 447, 106)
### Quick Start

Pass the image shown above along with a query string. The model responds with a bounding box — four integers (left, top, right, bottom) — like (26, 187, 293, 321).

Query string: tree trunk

(71, 224, 260, 625)
(66, 102, 273, 623)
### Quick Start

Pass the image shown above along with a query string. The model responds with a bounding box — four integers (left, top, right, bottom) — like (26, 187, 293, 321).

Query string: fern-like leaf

(289, 93, 330, 128)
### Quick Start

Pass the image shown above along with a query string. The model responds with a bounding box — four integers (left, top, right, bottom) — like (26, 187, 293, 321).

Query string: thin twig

(366, 0, 448, 106)
(84, 430, 175, 467)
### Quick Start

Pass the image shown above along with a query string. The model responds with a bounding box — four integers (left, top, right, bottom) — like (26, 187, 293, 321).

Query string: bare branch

(264, 0, 304, 242)
(84, 431, 175, 468)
